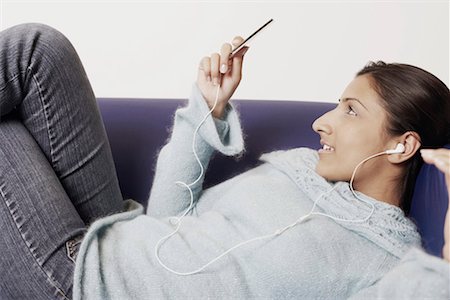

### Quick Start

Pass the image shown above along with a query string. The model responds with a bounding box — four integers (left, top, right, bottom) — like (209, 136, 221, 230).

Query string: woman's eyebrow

(341, 97, 369, 111)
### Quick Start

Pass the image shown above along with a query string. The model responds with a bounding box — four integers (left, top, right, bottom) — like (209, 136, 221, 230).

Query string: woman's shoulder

(260, 147, 318, 165)
(259, 147, 320, 177)
(259, 147, 331, 193)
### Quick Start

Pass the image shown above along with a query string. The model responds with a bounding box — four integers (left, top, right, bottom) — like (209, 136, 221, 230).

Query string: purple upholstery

(96, 98, 333, 203)
(97, 98, 448, 257)
(410, 145, 450, 257)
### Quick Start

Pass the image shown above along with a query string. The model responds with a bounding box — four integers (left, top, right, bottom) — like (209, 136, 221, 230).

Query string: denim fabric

(0, 23, 124, 299)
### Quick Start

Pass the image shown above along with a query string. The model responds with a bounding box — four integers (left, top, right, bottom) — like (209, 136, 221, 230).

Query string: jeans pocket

(65, 234, 84, 264)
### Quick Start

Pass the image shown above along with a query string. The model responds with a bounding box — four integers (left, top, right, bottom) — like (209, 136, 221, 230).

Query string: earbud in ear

(385, 143, 405, 154)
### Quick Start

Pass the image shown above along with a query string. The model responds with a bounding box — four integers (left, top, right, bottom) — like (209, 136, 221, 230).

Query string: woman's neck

(353, 166, 403, 207)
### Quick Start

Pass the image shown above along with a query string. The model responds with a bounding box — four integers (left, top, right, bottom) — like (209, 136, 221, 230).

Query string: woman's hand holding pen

(197, 36, 249, 119)
(421, 148, 450, 262)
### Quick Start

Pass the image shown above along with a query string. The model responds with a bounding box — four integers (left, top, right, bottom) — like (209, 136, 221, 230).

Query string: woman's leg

(0, 23, 123, 223)
(0, 23, 124, 298)
(0, 115, 85, 299)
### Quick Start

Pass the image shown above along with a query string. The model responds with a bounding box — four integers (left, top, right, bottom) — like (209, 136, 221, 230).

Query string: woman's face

(312, 75, 392, 182)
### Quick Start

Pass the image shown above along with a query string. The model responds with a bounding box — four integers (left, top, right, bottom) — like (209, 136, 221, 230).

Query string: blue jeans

(0, 24, 124, 299)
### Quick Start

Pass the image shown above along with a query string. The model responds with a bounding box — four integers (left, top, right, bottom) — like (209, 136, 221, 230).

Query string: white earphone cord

(155, 77, 392, 276)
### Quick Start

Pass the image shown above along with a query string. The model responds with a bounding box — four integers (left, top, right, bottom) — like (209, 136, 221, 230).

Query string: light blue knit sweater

(73, 84, 422, 299)
(350, 247, 449, 299)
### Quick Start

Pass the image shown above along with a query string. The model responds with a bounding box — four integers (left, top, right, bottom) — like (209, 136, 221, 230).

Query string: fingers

(443, 241, 450, 262)
(421, 148, 450, 201)
(421, 148, 450, 175)
(210, 53, 220, 85)
(198, 56, 211, 83)
(220, 43, 232, 74)
(197, 36, 248, 86)
(198, 51, 222, 86)
(231, 46, 249, 81)
(231, 36, 244, 52)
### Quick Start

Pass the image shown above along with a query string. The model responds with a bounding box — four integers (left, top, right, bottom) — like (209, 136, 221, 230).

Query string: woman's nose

(312, 111, 333, 135)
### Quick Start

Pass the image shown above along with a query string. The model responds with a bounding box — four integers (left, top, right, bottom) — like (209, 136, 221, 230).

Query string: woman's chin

(315, 164, 331, 179)
(315, 164, 344, 182)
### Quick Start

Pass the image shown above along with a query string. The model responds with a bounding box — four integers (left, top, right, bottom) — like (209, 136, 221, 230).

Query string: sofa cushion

(409, 144, 450, 257)
(97, 98, 448, 257)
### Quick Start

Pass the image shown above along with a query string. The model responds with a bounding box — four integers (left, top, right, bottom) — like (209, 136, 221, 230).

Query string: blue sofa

(97, 98, 448, 258)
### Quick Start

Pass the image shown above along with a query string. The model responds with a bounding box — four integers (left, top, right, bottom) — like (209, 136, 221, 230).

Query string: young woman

(0, 23, 448, 300)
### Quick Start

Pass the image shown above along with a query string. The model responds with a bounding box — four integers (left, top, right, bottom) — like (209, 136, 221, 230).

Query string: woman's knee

(3, 23, 79, 65)
(5, 22, 68, 42)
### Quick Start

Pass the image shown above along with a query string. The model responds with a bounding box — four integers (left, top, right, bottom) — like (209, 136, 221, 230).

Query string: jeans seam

(27, 65, 58, 167)
(0, 179, 71, 300)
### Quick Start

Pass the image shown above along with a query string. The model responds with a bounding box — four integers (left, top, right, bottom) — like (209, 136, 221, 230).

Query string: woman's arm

(420, 148, 450, 262)
(146, 37, 248, 218)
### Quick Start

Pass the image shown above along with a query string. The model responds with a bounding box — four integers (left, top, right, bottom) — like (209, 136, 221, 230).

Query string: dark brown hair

(357, 61, 450, 215)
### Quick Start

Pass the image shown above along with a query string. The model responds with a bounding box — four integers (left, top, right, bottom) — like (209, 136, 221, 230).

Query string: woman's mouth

(318, 143, 335, 153)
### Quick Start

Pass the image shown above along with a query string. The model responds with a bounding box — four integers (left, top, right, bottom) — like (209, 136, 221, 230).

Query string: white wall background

(1, 1, 448, 103)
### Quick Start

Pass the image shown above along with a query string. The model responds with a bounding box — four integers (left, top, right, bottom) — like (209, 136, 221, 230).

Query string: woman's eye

(347, 105, 357, 116)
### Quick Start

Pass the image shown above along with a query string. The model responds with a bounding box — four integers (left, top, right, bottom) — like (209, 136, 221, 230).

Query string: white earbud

(385, 143, 405, 154)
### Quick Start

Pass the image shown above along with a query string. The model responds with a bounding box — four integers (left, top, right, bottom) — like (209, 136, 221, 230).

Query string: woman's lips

(318, 143, 335, 153)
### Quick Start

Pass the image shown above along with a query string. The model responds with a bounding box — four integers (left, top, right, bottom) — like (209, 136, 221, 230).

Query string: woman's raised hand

(197, 36, 249, 119)
(421, 148, 450, 262)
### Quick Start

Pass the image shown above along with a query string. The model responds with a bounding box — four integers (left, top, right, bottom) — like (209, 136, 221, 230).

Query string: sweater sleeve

(146, 83, 244, 217)
(349, 247, 450, 299)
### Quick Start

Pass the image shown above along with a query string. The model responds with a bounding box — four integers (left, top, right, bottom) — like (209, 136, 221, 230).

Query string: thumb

(231, 46, 249, 81)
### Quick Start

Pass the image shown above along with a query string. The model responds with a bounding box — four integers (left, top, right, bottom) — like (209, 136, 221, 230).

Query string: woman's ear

(387, 132, 421, 163)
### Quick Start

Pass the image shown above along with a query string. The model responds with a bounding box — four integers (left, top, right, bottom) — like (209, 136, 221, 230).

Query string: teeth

(322, 144, 334, 151)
